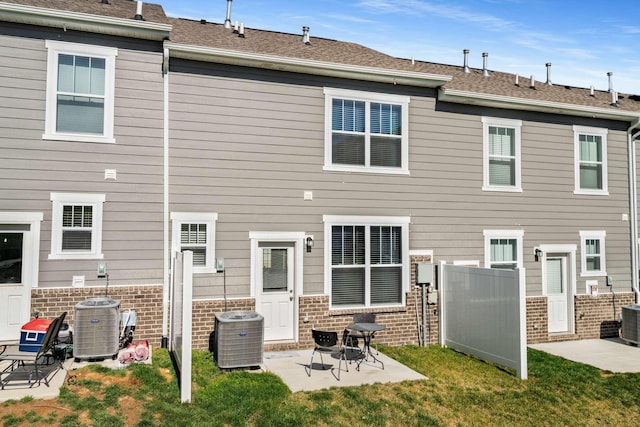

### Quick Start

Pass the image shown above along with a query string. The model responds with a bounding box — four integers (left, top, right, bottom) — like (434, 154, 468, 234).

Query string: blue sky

(158, 0, 640, 94)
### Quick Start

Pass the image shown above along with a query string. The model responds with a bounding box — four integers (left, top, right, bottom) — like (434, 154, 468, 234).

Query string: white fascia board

(439, 88, 640, 123)
(165, 42, 452, 88)
(0, 3, 172, 41)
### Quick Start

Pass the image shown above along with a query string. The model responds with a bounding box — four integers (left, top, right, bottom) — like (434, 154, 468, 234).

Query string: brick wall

(575, 292, 634, 339)
(526, 297, 548, 344)
(35, 274, 630, 353)
(526, 292, 635, 344)
(32, 285, 164, 349)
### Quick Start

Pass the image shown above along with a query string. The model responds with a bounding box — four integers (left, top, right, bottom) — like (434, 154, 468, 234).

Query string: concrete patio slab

(529, 338, 640, 373)
(262, 348, 428, 392)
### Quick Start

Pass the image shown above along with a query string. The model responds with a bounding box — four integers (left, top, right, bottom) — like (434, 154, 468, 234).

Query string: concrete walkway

(529, 338, 640, 373)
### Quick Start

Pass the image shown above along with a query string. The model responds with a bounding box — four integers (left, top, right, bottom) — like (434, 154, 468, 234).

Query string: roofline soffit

(439, 88, 640, 123)
(164, 42, 452, 88)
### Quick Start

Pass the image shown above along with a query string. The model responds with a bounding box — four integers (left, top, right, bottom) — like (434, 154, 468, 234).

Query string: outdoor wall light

(534, 248, 542, 262)
(305, 235, 314, 253)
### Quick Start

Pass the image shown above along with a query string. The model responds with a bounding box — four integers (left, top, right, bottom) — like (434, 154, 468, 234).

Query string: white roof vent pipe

(302, 26, 310, 45)
(224, 0, 233, 29)
(482, 52, 489, 77)
(530, 75, 535, 89)
(607, 72, 614, 93)
(545, 62, 552, 85)
(134, 1, 144, 21)
(611, 90, 618, 106)
(463, 49, 470, 73)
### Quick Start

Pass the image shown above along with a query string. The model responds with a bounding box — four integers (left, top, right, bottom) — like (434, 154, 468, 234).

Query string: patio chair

(306, 329, 348, 380)
(0, 312, 67, 389)
(347, 313, 377, 353)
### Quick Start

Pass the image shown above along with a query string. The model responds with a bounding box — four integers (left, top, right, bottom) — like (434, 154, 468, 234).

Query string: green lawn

(3, 345, 639, 426)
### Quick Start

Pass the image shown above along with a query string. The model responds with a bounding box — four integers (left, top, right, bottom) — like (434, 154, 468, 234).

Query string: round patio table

(347, 323, 385, 370)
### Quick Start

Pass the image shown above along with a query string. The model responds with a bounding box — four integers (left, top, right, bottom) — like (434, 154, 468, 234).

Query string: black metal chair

(307, 329, 348, 380)
(0, 312, 67, 389)
(348, 312, 377, 353)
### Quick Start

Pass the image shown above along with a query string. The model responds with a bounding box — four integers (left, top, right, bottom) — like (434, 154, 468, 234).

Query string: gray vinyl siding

(0, 25, 165, 289)
(169, 60, 633, 300)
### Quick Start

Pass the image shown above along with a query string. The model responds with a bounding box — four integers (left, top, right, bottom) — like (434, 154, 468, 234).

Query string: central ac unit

(74, 298, 121, 361)
(214, 311, 264, 369)
(621, 304, 640, 345)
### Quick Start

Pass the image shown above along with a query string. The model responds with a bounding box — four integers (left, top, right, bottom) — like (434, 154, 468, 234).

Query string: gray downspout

(161, 46, 170, 347)
(628, 117, 640, 304)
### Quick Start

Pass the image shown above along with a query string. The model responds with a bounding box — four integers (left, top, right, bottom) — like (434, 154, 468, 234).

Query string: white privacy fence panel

(170, 250, 193, 403)
(439, 263, 527, 379)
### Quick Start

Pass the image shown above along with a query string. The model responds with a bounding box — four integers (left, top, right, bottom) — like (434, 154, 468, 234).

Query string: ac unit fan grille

(74, 298, 120, 360)
(621, 305, 640, 345)
(214, 311, 264, 369)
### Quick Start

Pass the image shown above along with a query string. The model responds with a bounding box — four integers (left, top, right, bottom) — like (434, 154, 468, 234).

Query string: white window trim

(323, 215, 410, 309)
(171, 212, 218, 274)
(323, 88, 410, 175)
(49, 193, 105, 260)
(43, 40, 118, 144)
(579, 230, 607, 277)
(573, 125, 608, 195)
(483, 229, 524, 269)
(482, 117, 522, 192)
(0, 212, 43, 288)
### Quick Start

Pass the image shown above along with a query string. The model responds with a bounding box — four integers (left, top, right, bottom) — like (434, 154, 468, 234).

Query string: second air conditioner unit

(214, 311, 264, 369)
(74, 297, 121, 361)
(621, 304, 640, 345)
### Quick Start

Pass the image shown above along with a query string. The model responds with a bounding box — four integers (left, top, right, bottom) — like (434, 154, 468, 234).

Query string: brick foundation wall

(32, 285, 164, 349)
(575, 292, 634, 339)
(526, 297, 548, 344)
(526, 292, 635, 344)
(37, 276, 632, 353)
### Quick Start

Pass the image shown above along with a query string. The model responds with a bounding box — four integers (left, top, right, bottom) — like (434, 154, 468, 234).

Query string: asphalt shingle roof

(2, 0, 638, 113)
(0, 0, 170, 24)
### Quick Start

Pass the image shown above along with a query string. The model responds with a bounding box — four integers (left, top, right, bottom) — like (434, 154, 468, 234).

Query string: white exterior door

(0, 229, 32, 341)
(547, 255, 569, 333)
(257, 243, 295, 341)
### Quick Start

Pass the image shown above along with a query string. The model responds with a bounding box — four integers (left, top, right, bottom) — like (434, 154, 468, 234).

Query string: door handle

(290, 296, 293, 301)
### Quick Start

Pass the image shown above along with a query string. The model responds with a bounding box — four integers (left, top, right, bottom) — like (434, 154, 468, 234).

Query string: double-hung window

(49, 193, 105, 260)
(44, 40, 117, 144)
(580, 231, 606, 276)
(324, 215, 409, 309)
(482, 117, 522, 192)
(324, 88, 409, 174)
(171, 213, 218, 274)
(484, 230, 524, 270)
(574, 126, 608, 195)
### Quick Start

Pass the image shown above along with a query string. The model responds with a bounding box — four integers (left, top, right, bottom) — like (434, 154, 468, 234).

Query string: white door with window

(256, 243, 295, 341)
(547, 255, 569, 333)
(0, 214, 42, 341)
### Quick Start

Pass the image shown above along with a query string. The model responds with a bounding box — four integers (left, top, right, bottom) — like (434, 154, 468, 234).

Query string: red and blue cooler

(19, 318, 53, 352)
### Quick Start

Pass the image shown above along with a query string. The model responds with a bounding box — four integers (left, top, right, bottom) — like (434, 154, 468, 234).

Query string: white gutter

(161, 47, 170, 345)
(440, 88, 640, 122)
(0, 2, 172, 40)
(629, 117, 640, 304)
(164, 42, 452, 88)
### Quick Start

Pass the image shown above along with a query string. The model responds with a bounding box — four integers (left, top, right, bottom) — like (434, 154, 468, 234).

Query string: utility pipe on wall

(628, 117, 640, 304)
(161, 46, 170, 347)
